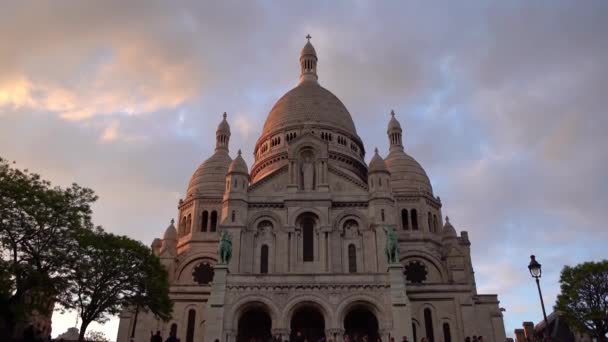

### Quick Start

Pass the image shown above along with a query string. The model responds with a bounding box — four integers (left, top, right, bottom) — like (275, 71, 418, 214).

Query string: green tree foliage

(555, 260, 608, 342)
(85, 330, 110, 342)
(59, 228, 172, 341)
(0, 157, 97, 338)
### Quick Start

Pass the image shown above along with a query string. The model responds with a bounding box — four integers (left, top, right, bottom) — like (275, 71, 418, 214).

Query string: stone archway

(237, 307, 272, 342)
(290, 306, 325, 342)
(344, 306, 379, 341)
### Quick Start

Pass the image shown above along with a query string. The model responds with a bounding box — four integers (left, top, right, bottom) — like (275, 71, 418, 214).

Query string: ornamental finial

(306, 34, 311, 42)
(223, 112, 227, 119)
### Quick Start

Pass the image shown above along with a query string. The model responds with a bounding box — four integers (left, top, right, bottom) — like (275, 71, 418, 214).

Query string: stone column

(272, 328, 290, 342)
(387, 263, 413, 342)
(326, 328, 344, 342)
(204, 265, 229, 342)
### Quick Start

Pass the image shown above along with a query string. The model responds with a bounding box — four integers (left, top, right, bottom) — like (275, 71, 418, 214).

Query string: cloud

(1, 0, 607, 339)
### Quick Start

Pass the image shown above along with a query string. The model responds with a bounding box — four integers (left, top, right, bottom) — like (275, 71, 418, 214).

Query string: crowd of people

(146, 331, 485, 342)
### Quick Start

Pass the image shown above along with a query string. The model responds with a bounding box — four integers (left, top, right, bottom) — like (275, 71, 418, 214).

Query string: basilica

(117, 38, 506, 342)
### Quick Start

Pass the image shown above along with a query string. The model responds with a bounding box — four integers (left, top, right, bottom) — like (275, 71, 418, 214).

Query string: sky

(1, 0, 607, 340)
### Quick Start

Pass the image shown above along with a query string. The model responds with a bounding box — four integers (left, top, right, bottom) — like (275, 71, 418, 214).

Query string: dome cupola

(442, 216, 457, 238)
(388, 110, 403, 151)
(384, 110, 433, 195)
(369, 148, 389, 174)
(216, 112, 231, 151)
(300, 34, 318, 83)
(228, 150, 249, 175)
(251, 36, 366, 184)
(160, 218, 177, 256)
(186, 113, 233, 197)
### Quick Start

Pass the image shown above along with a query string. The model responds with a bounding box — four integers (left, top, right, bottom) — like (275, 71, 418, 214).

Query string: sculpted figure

(301, 152, 315, 190)
(383, 226, 399, 264)
(218, 230, 232, 264)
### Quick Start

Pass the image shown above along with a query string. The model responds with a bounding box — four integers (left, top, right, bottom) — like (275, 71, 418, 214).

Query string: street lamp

(528, 255, 549, 341)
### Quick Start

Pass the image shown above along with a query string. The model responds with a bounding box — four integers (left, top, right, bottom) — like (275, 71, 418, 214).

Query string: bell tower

(300, 34, 318, 83)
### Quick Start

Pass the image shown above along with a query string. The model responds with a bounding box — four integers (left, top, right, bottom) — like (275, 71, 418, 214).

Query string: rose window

(404, 261, 428, 284)
(192, 262, 214, 285)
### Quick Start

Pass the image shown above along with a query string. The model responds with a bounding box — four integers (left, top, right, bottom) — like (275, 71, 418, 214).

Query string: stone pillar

(204, 265, 229, 342)
(387, 263, 413, 342)
(326, 328, 344, 342)
(273, 328, 290, 342)
(514, 329, 526, 342)
(523, 322, 534, 342)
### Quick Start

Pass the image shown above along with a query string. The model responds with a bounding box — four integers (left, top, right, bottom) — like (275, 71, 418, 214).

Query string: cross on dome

(306, 34, 311, 41)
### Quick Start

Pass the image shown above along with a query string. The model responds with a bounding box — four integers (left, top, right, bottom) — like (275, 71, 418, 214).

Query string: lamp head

(528, 254, 542, 278)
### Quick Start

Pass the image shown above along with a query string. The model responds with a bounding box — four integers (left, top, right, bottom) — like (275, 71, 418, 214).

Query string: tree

(555, 260, 608, 342)
(85, 330, 110, 342)
(0, 157, 97, 339)
(59, 228, 172, 341)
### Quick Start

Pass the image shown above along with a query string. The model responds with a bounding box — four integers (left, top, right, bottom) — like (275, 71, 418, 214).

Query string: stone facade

(117, 38, 506, 342)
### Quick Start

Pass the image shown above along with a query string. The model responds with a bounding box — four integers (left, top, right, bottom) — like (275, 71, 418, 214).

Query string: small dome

(388, 110, 402, 132)
(385, 149, 433, 194)
(228, 150, 249, 175)
(186, 151, 232, 197)
(163, 219, 177, 240)
(369, 148, 389, 173)
(301, 40, 317, 57)
(217, 112, 230, 134)
(442, 216, 457, 237)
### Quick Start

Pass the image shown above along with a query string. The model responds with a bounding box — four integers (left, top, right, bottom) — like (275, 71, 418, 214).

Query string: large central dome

(262, 81, 358, 136)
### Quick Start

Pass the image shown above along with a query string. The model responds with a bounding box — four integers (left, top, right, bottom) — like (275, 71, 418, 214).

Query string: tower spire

(216, 112, 231, 152)
(387, 110, 403, 151)
(300, 34, 318, 83)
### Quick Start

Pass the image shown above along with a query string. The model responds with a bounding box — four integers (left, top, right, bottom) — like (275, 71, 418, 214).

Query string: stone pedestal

(204, 265, 229, 342)
(387, 263, 413, 341)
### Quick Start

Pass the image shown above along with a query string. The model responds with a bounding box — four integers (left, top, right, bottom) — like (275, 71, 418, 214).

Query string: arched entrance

(344, 307, 379, 341)
(290, 306, 325, 342)
(237, 308, 272, 342)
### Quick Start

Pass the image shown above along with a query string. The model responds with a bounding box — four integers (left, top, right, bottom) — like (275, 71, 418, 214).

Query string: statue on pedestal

(219, 230, 232, 264)
(383, 226, 399, 264)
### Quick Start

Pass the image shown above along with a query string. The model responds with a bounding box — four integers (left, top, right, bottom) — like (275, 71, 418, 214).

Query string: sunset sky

(1, 0, 607, 339)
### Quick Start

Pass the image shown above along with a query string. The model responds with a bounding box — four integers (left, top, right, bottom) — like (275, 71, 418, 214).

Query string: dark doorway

(344, 307, 379, 341)
(291, 306, 325, 342)
(237, 308, 271, 342)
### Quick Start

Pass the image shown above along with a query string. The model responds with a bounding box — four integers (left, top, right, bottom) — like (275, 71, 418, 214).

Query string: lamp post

(528, 255, 549, 341)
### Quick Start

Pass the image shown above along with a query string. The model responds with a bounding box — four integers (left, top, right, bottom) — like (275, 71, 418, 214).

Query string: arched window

(442, 323, 451, 342)
(428, 212, 433, 233)
(170, 324, 177, 338)
(381, 209, 385, 222)
(186, 309, 196, 342)
(231, 210, 236, 222)
(411, 209, 419, 230)
(424, 308, 434, 342)
(301, 215, 315, 262)
(348, 244, 357, 273)
(261, 245, 269, 274)
(401, 209, 409, 230)
(210, 211, 217, 232)
(186, 214, 192, 234)
(433, 215, 438, 233)
(201, 211, 208, 232)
